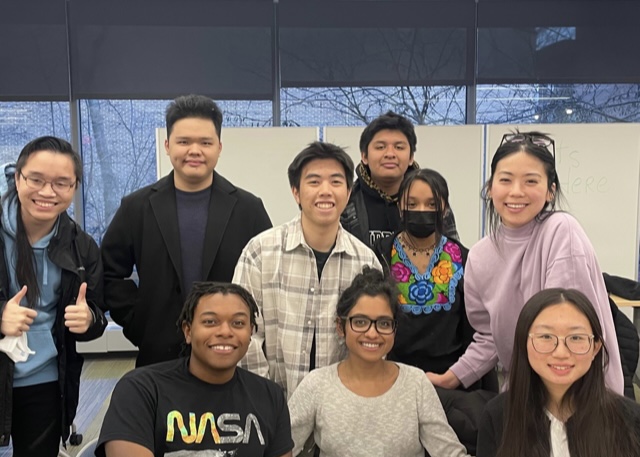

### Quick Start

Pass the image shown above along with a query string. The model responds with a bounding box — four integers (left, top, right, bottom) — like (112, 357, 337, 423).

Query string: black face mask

(404, 210, 437, 239)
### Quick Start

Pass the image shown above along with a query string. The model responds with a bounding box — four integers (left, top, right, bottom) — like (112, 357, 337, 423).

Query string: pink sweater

(451, 212, 624, 394)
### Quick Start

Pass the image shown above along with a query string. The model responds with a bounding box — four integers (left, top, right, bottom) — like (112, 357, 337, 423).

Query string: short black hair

(178, 282, 259, 333)
(359, 111, 417, 158)
(166, 94, 223, 139)
(287, 141, 355, 191)
(335, 266, 398, 331)
(16, 136, 82, 184)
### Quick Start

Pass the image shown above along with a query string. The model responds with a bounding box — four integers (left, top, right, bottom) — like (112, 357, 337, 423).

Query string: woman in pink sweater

(426, 131, 624, 394)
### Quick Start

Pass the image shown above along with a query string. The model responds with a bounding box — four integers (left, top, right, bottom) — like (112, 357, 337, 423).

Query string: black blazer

(101, 171, 272, 366)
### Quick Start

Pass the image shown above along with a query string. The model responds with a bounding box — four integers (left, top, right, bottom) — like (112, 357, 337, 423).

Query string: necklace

(400, 233, 437, 257)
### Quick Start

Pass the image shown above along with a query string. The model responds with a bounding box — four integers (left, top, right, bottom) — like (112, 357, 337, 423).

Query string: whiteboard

(324, 125, 485, 246)
(486, 124, 640, 280)
(156, 127, 319, 226)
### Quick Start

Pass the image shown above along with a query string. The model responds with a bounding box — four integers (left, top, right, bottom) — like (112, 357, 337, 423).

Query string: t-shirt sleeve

(417, 373, 470, 457)
(95, 373, 157, 457)
(266, 385, 295, 457)
(288, 372, 319, 456)
(450, 252, 499, 387)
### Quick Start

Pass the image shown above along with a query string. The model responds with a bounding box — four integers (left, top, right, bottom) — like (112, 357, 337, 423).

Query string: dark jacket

(608, 298, 639, 400)
(477, 392, 640, 457)
(0, 212, 107, 447)
(101, 171, 272, 367)
(602, 273, 640, 400)
(341, 162, 459, 248)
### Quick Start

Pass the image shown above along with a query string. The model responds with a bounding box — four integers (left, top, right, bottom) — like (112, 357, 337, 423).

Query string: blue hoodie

(1, 194, 62, 387)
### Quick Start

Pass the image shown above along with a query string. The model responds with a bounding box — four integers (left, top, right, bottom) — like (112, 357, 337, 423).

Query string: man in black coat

(101, 95, 272, 367)
(340, 111, 459, 248)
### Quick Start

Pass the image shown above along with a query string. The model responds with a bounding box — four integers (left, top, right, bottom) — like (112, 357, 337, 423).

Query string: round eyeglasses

(529, 333, 594, 355)
(345, 316, 397, 335)
(20, 172, 76, 194)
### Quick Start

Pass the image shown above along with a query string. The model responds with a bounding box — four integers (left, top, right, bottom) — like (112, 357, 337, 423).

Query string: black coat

(0, 212, 107, 447)
(101, 171, 272, 367)
(603, 273, 640, 400)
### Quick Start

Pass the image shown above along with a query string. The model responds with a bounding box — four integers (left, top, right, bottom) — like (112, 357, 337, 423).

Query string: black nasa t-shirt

(96, 358, 293, 457)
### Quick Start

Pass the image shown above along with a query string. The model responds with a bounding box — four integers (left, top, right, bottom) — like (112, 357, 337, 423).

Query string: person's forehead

(194, 293, 250, 315)
(301, 158, 346, 176)
(371, 129, 410, 143)
(171, 117, 217, 136)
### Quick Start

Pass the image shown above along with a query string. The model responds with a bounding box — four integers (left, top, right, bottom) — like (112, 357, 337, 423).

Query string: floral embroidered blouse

(390, 235, 464, 315)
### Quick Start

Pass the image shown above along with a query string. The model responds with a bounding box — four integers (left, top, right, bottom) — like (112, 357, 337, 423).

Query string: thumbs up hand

(0, 286, 37, 337)
(64, 283, 93, 334)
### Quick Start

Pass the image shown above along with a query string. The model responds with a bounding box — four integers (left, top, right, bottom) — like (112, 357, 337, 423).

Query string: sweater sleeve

(417, 373, 470, 457)
(543, 216, 624, 395)
(288, 371, 319, 456)
(450, 252, 499, 388)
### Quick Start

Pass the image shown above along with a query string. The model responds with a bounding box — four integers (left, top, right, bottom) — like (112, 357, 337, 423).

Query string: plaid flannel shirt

(233, 215, 381, 398)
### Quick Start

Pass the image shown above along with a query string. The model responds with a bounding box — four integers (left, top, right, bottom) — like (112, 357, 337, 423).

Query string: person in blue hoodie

(0, 136, 106, 457)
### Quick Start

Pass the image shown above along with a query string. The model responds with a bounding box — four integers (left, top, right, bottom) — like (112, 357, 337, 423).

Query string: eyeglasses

(20, 172, 76, 194)
(501, 133, 556, 158)
(529, 333, 595, 355)
(345, 316, 397, 335)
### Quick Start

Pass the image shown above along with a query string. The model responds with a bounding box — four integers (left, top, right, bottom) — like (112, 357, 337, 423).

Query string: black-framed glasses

(501, 133, 556, 158)
(20, 172, 76, 194)
(529, 333, 595, 355)
(344, 315, 397, 335)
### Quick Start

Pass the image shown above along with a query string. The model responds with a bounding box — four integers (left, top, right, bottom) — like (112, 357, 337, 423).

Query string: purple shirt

(453, 212, 623, 394)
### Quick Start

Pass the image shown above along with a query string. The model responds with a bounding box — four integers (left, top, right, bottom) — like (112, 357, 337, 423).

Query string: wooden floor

(0, 354, 135, 457)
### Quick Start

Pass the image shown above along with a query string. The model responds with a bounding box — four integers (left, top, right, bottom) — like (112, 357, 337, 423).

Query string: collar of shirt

(284, 214, 358, 257)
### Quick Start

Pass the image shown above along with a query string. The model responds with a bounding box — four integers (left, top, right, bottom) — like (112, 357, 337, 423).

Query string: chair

(76, 438, 99, 457)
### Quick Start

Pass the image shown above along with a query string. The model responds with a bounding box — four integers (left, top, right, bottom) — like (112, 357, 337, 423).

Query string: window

(476, 84, 640, 124)
(281, 86, 466, 127)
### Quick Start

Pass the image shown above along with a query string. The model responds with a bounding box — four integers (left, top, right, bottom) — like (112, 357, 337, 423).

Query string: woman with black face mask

(374, 169, 498, 454)
(374, 169, 493, 391)
(375, 168, 473, 376)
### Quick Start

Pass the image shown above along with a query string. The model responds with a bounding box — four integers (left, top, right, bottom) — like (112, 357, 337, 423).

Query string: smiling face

(15, 150, 77, 232)
(489, 151, 555, 229)
(165, 117, 222, 192)
(339, 294, 395, 364)
(362, 129, 414, 194)
(292, 158, 350, 232)
(527, 302, 601, 401)
(183, 292, 252, 384)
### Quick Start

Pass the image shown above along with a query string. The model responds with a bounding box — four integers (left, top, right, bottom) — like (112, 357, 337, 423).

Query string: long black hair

(4, 136, 81, 308)
(498, 288, 640, 457)
(482, 131, 563, 237)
